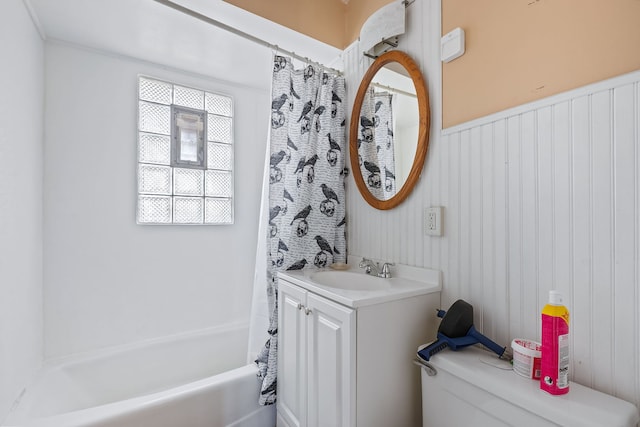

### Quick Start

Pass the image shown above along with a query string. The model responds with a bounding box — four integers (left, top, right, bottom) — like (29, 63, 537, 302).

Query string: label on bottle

(557, 333, 569, 388)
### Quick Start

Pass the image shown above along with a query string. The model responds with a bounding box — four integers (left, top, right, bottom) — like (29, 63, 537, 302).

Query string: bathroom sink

(309, 270, 391, 291)
(279, 257, 442, 308)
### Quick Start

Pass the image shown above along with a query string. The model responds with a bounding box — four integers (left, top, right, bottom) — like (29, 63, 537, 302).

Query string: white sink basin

(279, 257, 441, 308)
(309, 270, 391, 291)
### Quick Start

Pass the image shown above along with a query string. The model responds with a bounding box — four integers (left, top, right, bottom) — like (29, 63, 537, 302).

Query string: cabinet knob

(305, 307, 312, 315)
(297, 303, 303, 310)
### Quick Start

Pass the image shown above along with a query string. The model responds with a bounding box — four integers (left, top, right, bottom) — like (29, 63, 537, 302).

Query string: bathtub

(2, 324, 276, 427)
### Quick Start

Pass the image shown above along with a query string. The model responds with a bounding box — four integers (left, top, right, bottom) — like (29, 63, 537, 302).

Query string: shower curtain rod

(371, 81, 417, 98)
(152, 0, 344, 76)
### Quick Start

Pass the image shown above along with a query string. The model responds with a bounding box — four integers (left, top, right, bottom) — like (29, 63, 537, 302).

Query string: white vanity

(276, 259, 441, 427)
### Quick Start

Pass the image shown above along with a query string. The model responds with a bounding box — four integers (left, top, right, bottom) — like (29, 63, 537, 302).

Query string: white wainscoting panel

(344, 2, 640, 406)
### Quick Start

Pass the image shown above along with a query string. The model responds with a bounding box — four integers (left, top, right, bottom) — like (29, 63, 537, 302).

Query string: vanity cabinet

(276, 270, 440, 427)
(277, 279, 355, 427)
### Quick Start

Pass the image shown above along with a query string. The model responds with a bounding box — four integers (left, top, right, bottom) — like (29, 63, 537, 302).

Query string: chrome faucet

(359, 258, 395, 278)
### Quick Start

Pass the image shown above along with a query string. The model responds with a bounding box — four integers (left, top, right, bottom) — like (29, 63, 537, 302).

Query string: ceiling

(27, 0, 344, 88)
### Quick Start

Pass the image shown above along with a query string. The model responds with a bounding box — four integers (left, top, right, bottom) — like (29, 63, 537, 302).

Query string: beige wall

(224, 0, 347, 48)
(224, 0, 393, 49)
(443, 0, 640, 128)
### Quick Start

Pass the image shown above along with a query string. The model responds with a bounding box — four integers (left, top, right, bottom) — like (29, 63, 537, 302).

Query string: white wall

(43, 42, 270, 359)
(346, 0, 640, 409)
(0, 0, 44, 420)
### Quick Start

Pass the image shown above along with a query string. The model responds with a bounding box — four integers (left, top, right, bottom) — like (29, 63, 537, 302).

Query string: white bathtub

(2, 324, 276, 427)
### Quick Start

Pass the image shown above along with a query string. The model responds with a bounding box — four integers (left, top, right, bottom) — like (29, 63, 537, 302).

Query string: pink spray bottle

(540, 290, 570, 395)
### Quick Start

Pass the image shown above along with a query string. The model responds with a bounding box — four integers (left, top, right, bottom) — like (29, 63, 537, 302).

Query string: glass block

(139, 164, 172, 194)
(207, 142, 233, 171)
(174, 168, 204, 196)
(138, 195, 172, 223)
(205, 198, 233, 224)
(139, 102, 170, 135)
(205, 170, 232, 197)
(139, 133, 170, 165)
(205, 93, 232, 116)
(173, 197, 203, 224)
(139, 78, 172, 105)
(174, 85, 204, 110)
(208, 115, 232, 144)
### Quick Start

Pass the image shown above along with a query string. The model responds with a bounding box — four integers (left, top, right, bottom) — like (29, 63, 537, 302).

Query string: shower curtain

(255, 55, 347, 405)
(357, 89, 396, 199)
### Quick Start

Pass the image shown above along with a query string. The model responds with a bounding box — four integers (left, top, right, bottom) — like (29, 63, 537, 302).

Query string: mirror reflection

(350, 50, 430, 210)
(356, 64, 419, 201)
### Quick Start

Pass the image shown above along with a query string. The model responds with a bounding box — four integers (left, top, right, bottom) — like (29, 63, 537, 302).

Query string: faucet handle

(379, 262, 395, 278)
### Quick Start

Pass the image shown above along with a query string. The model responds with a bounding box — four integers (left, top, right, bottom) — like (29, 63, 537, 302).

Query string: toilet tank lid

(424, 346, 639, 427)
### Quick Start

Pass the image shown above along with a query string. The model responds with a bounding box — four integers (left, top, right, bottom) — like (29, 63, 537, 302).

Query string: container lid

(425, 346, 639, 427)
(549, 290, 563, 305)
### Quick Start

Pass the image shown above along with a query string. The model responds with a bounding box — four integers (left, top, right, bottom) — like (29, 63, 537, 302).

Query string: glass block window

(137, 76, 233, 224)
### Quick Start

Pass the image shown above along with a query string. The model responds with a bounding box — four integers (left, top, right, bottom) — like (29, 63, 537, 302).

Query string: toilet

(419, 345, 640, 427)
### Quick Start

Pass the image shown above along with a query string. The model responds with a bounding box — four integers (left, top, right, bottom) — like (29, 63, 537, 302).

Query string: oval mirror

(349, 50, 430, 210)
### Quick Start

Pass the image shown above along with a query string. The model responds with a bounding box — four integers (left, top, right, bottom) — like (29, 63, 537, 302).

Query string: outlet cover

(425, 207, 443, 236)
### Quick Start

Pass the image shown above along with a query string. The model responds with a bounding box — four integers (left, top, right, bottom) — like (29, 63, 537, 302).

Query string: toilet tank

(419, 346, 639, 427)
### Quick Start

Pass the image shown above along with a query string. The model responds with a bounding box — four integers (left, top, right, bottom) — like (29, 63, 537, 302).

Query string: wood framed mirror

(349, 50, 430, 210)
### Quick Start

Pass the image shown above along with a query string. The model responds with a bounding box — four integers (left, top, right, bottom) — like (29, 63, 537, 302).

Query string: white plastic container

(511, 338, 542, 379)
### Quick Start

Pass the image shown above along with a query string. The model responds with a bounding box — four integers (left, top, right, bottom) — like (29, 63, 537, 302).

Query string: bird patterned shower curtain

(255, 55, 347, 405)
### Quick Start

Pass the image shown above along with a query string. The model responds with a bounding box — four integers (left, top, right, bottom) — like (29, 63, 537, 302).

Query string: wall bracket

(360, 0, 406, 59)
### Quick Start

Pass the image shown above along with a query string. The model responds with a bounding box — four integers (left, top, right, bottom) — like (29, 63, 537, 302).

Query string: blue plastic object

(417, 300, 506, 362)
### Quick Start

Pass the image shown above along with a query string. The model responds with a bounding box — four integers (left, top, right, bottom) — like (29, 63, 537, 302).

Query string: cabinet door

(306, 293, 356, 427)
(277, 280, 307, 427)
